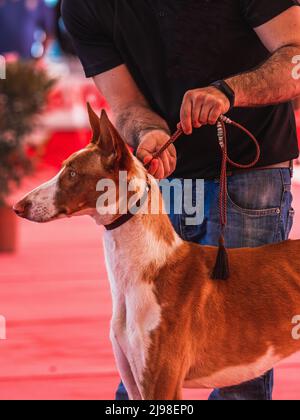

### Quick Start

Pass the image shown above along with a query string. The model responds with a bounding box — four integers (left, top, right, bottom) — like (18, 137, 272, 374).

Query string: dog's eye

(69, 170, 77, 179)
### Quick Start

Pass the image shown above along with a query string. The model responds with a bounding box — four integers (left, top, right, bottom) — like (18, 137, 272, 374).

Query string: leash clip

(219, 115, 233, 125)
(217, 121, 225, 150)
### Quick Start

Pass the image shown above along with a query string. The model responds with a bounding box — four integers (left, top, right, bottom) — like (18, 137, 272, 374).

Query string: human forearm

(226, 45, 300, 107)
(93, 64, 170, 149)
(113, 103, 170, 149)
(93, 64, 174, 177)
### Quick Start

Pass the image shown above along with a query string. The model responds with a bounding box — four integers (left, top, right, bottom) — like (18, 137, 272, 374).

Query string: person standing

(62, 0, 300, 400)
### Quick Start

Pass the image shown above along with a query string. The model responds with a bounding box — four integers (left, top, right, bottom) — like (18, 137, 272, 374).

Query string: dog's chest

(113, 283, 162, 384)
(103, 234, 162, 381)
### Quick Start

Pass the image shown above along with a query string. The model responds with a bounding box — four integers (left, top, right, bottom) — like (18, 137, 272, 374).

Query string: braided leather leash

(145, 115, 261, 280)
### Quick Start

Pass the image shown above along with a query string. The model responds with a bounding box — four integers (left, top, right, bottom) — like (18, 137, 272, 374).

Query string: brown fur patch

(142, 240, 300, 399)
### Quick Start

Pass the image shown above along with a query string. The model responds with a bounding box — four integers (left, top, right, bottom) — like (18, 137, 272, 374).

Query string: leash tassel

(211, 234, 230, 281)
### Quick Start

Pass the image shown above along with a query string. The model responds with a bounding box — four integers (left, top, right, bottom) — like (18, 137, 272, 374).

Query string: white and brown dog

(14, 105, 300, 400)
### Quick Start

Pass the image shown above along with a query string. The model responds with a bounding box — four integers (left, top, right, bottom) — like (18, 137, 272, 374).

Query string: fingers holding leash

(137, 130, 177, 179)
(180, 87, 231, 135)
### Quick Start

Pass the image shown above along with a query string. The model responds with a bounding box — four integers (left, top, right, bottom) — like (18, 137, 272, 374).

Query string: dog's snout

(13, 200, 32, 218)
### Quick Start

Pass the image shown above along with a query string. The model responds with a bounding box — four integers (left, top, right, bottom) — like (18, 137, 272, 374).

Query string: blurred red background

(1, 0, 300, 401)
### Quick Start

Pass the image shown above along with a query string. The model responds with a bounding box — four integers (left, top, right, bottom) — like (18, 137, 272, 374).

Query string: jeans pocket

(224, 171, 286, 248)
(226, 191, 281, 217)
(226, 171, 283, 217)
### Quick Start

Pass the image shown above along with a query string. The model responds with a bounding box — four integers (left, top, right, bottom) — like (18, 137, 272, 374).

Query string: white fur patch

(125, 283, 162, 383)
(184, 347, 280, 389)
(21, 169, 64, 222)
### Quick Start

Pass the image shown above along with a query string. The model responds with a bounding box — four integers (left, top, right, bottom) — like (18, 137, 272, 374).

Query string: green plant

(0, 61, 55, 206)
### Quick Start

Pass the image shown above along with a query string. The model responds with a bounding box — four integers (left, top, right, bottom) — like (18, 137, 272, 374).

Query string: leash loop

(211, 116, 260, 280)
(216, 116, 261, 231)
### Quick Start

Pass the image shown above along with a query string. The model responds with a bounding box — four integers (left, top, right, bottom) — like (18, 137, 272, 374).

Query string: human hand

(136, 130, 177, 179)
(180, 87, 230, 134)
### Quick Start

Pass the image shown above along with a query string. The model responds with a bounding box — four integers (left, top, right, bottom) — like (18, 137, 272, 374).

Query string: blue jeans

(116, 168, 294, 401)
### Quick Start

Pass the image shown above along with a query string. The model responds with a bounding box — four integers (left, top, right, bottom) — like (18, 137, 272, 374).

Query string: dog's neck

(102, 178, 183, 286)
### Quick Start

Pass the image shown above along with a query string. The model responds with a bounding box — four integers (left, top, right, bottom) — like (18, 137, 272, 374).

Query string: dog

(14, 105, 300, 400)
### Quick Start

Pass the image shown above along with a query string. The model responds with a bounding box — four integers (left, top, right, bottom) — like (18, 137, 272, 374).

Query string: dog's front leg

(110, 330, 143, 400)
(142, 363, 186, 401)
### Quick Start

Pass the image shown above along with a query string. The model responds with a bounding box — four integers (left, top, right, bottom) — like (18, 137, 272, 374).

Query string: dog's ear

(87, 103, 100, 143)
(98, 109, 133, 170)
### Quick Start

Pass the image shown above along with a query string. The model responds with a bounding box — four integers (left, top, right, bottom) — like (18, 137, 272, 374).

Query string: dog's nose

(13, 200, 32, 218)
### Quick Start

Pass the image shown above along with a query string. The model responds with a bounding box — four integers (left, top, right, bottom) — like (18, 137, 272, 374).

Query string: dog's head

(13, 104, 148, 224)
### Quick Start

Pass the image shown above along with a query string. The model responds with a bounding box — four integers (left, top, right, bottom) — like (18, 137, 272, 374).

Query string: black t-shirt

(62, 0, 299, 179)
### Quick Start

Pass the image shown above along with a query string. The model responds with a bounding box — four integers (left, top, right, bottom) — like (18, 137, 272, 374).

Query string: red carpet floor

(1, 169, 300, 400)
